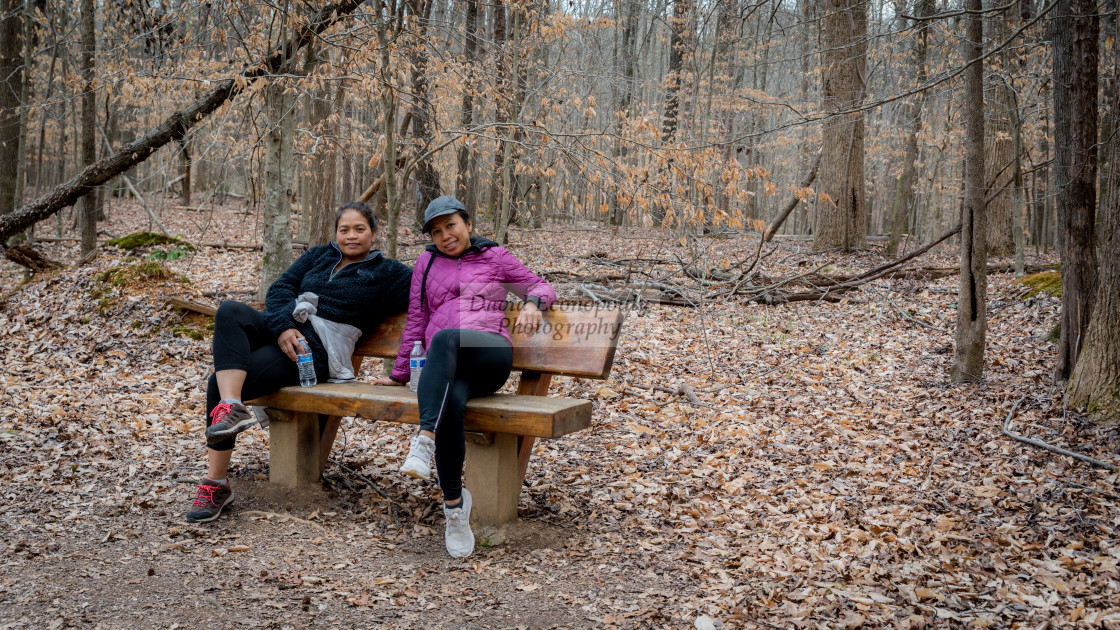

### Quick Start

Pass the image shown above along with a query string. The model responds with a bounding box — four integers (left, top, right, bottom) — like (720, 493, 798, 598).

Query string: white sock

(220, 398, 242, 406)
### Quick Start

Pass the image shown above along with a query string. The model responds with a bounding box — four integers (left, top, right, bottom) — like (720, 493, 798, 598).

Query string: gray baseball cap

(422, 196, 467, 234)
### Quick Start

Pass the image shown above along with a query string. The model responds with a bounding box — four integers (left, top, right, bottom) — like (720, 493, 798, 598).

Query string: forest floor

(1, 196, 1118, 630)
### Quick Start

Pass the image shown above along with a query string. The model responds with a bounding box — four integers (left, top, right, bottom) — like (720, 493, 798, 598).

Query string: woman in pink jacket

(373, 196, 555, 557)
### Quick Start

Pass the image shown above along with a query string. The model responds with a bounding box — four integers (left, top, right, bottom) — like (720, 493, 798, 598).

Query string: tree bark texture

(259, 81, 296, 301)
(79, 0, 97, 258)
(0, 0, 368, 246)
(660, 0, 691, 144)
(609, 0, 640, 226)
(407, 0, 440, 233)
(814, 0, 867, 252)
(984, 14, 1016, 257)
(179, 137, 191, 206)
(1052, 0, 1099, 382)
(1066, 10, 1116, 417)
(712, 0, 740, 221)
(1066, 131, 1120, 418)
(308, 79, 338, 248)
(377, 4, 401, 260)
(455, 0, 479, 205)
(489, 0, 509, 222)
(951, 0, 987, 383)
(654, 0, 692, 226)
(887, 0, 932, 256)
(0, 0, 22, 233)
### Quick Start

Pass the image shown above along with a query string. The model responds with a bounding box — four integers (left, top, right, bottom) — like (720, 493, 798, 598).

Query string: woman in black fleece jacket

(186, 202, 411, 523)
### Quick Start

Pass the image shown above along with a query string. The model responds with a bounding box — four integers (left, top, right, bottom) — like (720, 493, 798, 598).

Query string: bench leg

(319, 415, 343, 475)
(266, 409, 321, 487)
(464, 432, 520, 527)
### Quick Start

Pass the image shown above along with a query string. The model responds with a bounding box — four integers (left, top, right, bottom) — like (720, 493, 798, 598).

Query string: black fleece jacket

(262, 242, 411, 375)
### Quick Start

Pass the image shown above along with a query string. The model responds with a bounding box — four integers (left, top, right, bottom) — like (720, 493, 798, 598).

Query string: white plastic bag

(292, 292, 363, 382)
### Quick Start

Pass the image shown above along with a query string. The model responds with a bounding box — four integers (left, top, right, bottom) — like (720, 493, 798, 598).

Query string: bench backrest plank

(355, 302, 624, 380)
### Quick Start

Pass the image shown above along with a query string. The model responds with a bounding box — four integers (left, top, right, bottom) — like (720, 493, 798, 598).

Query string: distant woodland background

(0, 0, 1116, 413)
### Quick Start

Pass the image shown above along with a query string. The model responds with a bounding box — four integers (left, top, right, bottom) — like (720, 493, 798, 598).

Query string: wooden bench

(248, 302, 624, 527)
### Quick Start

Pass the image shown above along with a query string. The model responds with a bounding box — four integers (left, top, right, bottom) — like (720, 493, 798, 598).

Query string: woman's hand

(371, 376, 404, 386)
(516, 301, 543, 335)
(277, 328, 306, 362)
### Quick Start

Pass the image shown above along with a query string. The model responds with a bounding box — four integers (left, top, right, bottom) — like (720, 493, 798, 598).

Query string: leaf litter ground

(1, 198, 1118, 629)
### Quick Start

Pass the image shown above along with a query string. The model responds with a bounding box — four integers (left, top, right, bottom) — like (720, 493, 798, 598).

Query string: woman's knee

(430, 328, 461, 351)
(216, 300, 255, 323)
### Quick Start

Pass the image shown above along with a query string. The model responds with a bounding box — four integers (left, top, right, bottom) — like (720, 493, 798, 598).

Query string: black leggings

(205, 301, 311, 451)
(418, 329, 513, 502)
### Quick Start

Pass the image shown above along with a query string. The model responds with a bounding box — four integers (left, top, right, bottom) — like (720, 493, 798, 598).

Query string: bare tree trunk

(1052, 0, 1100, 382)
(888, 0, 931, 256)
(489, 0, 509, 225)
(12, 0, 33, 242)
(309, 63, 340, 247)
(407, 0, 440, 233)
(814, 0, 867, 252)
(0, 0, 24, 239)
(259, 78, 296, 300)
(951, 0, 987, 383)
(609, 0, 639, 227)
(984, 12, 1016, 257)
(495, 4, 525, 244)
(79, 0, 97, 258)
(179, 137, 191, 206)
(711, 0, 740, 222)
(455, 0, 479, 204)
(654, 0, 692, 226)
(377, 0, 401, 259)
(1067, 80, 1120, 418)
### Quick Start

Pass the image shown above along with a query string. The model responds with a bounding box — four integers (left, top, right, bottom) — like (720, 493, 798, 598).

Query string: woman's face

(335, 209, 375, 261)
(428, 212, 472, 258)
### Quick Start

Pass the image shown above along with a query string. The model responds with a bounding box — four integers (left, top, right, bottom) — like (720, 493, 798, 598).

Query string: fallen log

(0, 0, 368, 245)
(4, 244, 64, 272)
(166, 296, 217, 317)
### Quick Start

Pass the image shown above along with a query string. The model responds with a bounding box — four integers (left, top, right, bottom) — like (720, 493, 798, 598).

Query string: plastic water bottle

(297, 338, 317, 387)
(409, 341, 425, 392)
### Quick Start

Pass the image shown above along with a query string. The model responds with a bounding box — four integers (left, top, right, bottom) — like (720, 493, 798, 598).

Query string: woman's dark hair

(451, 209, 472, 228)
(335, 202, 377, 231)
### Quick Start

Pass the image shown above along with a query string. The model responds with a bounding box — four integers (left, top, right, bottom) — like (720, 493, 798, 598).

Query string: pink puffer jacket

(391, 237, 556, 382)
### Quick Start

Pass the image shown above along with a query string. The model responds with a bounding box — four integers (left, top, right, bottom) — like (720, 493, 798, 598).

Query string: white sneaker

(400, 433, 435, 480)
(443, 488, 474, 558)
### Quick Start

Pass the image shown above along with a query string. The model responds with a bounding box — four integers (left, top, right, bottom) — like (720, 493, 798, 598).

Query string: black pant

(418, 329, 513, 502)
(205, 301, 313, 451)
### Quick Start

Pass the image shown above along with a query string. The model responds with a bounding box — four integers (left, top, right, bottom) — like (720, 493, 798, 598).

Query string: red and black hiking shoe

(204, 402, 256, 444)
(185, 479, 233, 523)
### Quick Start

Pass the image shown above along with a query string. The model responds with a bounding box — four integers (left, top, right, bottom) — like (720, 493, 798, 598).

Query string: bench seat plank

(249, 382, 591, 439)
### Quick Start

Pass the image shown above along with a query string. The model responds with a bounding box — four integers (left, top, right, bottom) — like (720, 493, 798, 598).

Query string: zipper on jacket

(328, 245, 344, 282)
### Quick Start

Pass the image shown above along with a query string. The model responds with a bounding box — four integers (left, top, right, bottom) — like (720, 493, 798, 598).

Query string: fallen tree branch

(1003, 395, 1119, 472)
(763, 147, 822, 243)
(0, 0, 368, 244)
(750, 222, 963, 304)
